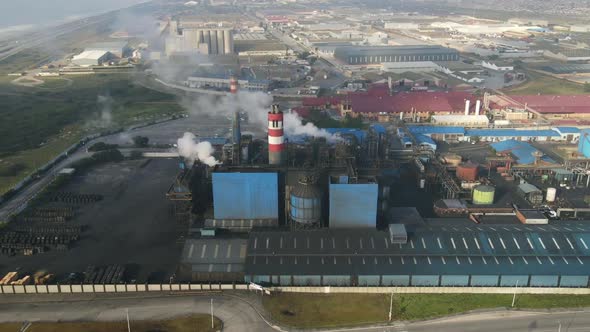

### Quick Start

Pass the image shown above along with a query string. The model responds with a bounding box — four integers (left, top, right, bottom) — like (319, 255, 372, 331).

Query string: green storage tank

(473, 185, 495, 205)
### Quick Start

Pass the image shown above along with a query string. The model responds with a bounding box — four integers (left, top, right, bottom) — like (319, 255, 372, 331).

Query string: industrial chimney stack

(464, 100, 471, 116)
(268, 104, 285, 165)
(229, 76, 238, 94)
(475, 100, 481, 116)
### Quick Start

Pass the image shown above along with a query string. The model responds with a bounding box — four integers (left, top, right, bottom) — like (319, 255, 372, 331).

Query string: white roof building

(71, 50, 112, 67)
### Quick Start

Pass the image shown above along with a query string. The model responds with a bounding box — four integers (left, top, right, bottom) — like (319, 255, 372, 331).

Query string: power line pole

(511, 279, 519, 307)
(126, 308, 131, 332)
(210, 298, 214, 329)
(388, 292, 394, 321)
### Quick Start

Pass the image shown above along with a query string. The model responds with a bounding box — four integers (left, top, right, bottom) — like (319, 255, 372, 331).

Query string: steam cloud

(177, 132, 220, 167)
(180, 91, 338, 141)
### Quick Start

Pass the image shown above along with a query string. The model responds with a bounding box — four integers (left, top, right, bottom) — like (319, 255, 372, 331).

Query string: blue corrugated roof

(409, 126, 465, 135)
(415, 134, 437, 148)
(491, 139, 555, 165)
(370, 124, 386, 134)
(325, 128, 367, 142)
(555, 127, 581, 134)
(467, 129, 560, 137)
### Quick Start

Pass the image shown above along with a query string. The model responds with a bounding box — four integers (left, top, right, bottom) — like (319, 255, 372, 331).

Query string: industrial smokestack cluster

(464, 99, 482, 116)
(268, 104, 285, 165)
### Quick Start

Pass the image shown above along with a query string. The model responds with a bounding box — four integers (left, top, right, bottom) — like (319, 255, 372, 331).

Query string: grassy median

(0, 315, 222, 332)
(263, 293, 590, 328)
(503, 70, 586, 95)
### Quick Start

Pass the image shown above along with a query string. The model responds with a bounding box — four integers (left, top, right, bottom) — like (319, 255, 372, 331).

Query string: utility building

(212, 172, 279, 220)
(334, 45, 459, 65)
(329, 176, 378, 228)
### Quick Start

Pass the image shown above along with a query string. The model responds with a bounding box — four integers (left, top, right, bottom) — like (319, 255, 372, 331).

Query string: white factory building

(84, 41, 130, 58)
(431, 115, 489, 127)
(71, 50, 114, 67)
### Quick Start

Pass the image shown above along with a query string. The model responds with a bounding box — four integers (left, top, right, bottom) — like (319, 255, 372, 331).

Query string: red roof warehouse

(300, 88, 476, 121)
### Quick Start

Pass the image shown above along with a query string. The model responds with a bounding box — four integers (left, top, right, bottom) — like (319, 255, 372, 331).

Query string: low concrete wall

(271, 286, 590, 295)
(1, 283, 588, 295)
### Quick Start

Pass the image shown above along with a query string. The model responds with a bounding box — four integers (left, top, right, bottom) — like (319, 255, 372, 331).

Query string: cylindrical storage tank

(442, 154, 462, 167)
(472, 185, 495, 205)
(290, 178, 322, 225)
(546, 187, 557, 203)
(456, 162, 479, 182)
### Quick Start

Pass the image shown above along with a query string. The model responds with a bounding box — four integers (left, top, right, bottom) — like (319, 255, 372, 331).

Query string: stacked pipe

(268, 104, 285, 165)
(50, 192, 102, 204)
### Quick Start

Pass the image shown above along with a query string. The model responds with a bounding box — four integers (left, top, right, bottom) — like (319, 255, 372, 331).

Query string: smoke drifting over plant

(180, 91, 339, 142)
(177, 132, 220, 167)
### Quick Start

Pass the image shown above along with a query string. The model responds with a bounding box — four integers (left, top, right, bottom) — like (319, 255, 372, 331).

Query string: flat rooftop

(245, 223, 590, 276)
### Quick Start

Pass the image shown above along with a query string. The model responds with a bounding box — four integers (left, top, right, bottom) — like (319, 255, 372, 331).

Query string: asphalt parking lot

(0, 158, 184, 283)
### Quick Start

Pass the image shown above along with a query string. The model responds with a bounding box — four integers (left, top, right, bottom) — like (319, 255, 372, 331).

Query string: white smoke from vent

(96, 94, 113, 128)
(283, 112, 339, 142)
(181, 91, 338, 141)
(177, 132, 220, 167)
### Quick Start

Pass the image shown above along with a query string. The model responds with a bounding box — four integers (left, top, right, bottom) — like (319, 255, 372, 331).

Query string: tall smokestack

(475, 100, 481, 116)
(268, 104, 284, 165)
(230, 76, 238, 94)
(465, 100, 471, 116)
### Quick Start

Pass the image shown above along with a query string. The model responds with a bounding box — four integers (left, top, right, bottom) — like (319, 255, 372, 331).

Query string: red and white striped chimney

(268, 104, 284, 165)
(229, 76, 238, 94)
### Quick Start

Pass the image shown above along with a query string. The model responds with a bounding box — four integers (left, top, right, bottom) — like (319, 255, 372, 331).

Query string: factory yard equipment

(472, 185, 495, 205)
(517, 183, 543, 206)
(546, 187, 557, 203)
(83, 265, 126, 284)
(0, 272, 18, 285)
(49, 192, 103, 204)
(456, 162, 479, 182)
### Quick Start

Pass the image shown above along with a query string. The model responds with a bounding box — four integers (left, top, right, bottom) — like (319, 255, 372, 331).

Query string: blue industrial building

(491, 140, 555, 165)
(244, 222, 590, 287)
(329, 176, 378, 228)
(579, 129, 590, 158)
(212, 172, 279, 220)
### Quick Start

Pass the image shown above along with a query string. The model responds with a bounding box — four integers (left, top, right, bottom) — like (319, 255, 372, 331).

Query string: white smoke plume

(181, 91, 338, 141)
(177, 132, 220, 167)
(96, 94, 114, 128)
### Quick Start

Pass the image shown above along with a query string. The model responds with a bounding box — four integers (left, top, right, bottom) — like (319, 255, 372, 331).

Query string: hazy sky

(0, 0, 147, 29)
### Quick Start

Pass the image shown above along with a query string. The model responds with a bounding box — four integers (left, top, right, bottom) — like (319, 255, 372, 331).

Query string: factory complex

(7, 0, 590, 293)
(166, 79, 590, 287)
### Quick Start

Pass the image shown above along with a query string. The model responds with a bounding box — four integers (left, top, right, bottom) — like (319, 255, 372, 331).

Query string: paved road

(0, 293, 589, 332)
(0, 294, 275, 332)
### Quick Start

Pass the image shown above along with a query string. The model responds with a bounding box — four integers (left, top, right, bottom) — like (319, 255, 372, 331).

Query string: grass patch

(0, 74, 184, 195)
(0, 315, 222, 332)
(263, 293, 590, 328)
(503, 70, 587, 95)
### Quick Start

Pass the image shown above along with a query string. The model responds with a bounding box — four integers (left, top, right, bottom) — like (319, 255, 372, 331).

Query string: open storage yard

(0, 158, 184, 283)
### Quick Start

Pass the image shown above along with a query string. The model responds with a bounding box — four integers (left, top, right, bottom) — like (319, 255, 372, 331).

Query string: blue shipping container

(212, 173, 278, 219)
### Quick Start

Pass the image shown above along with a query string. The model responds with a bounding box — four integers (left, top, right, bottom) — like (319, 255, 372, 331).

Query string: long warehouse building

(243, 222, 590, 287)
(334, 45, 459, 65)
